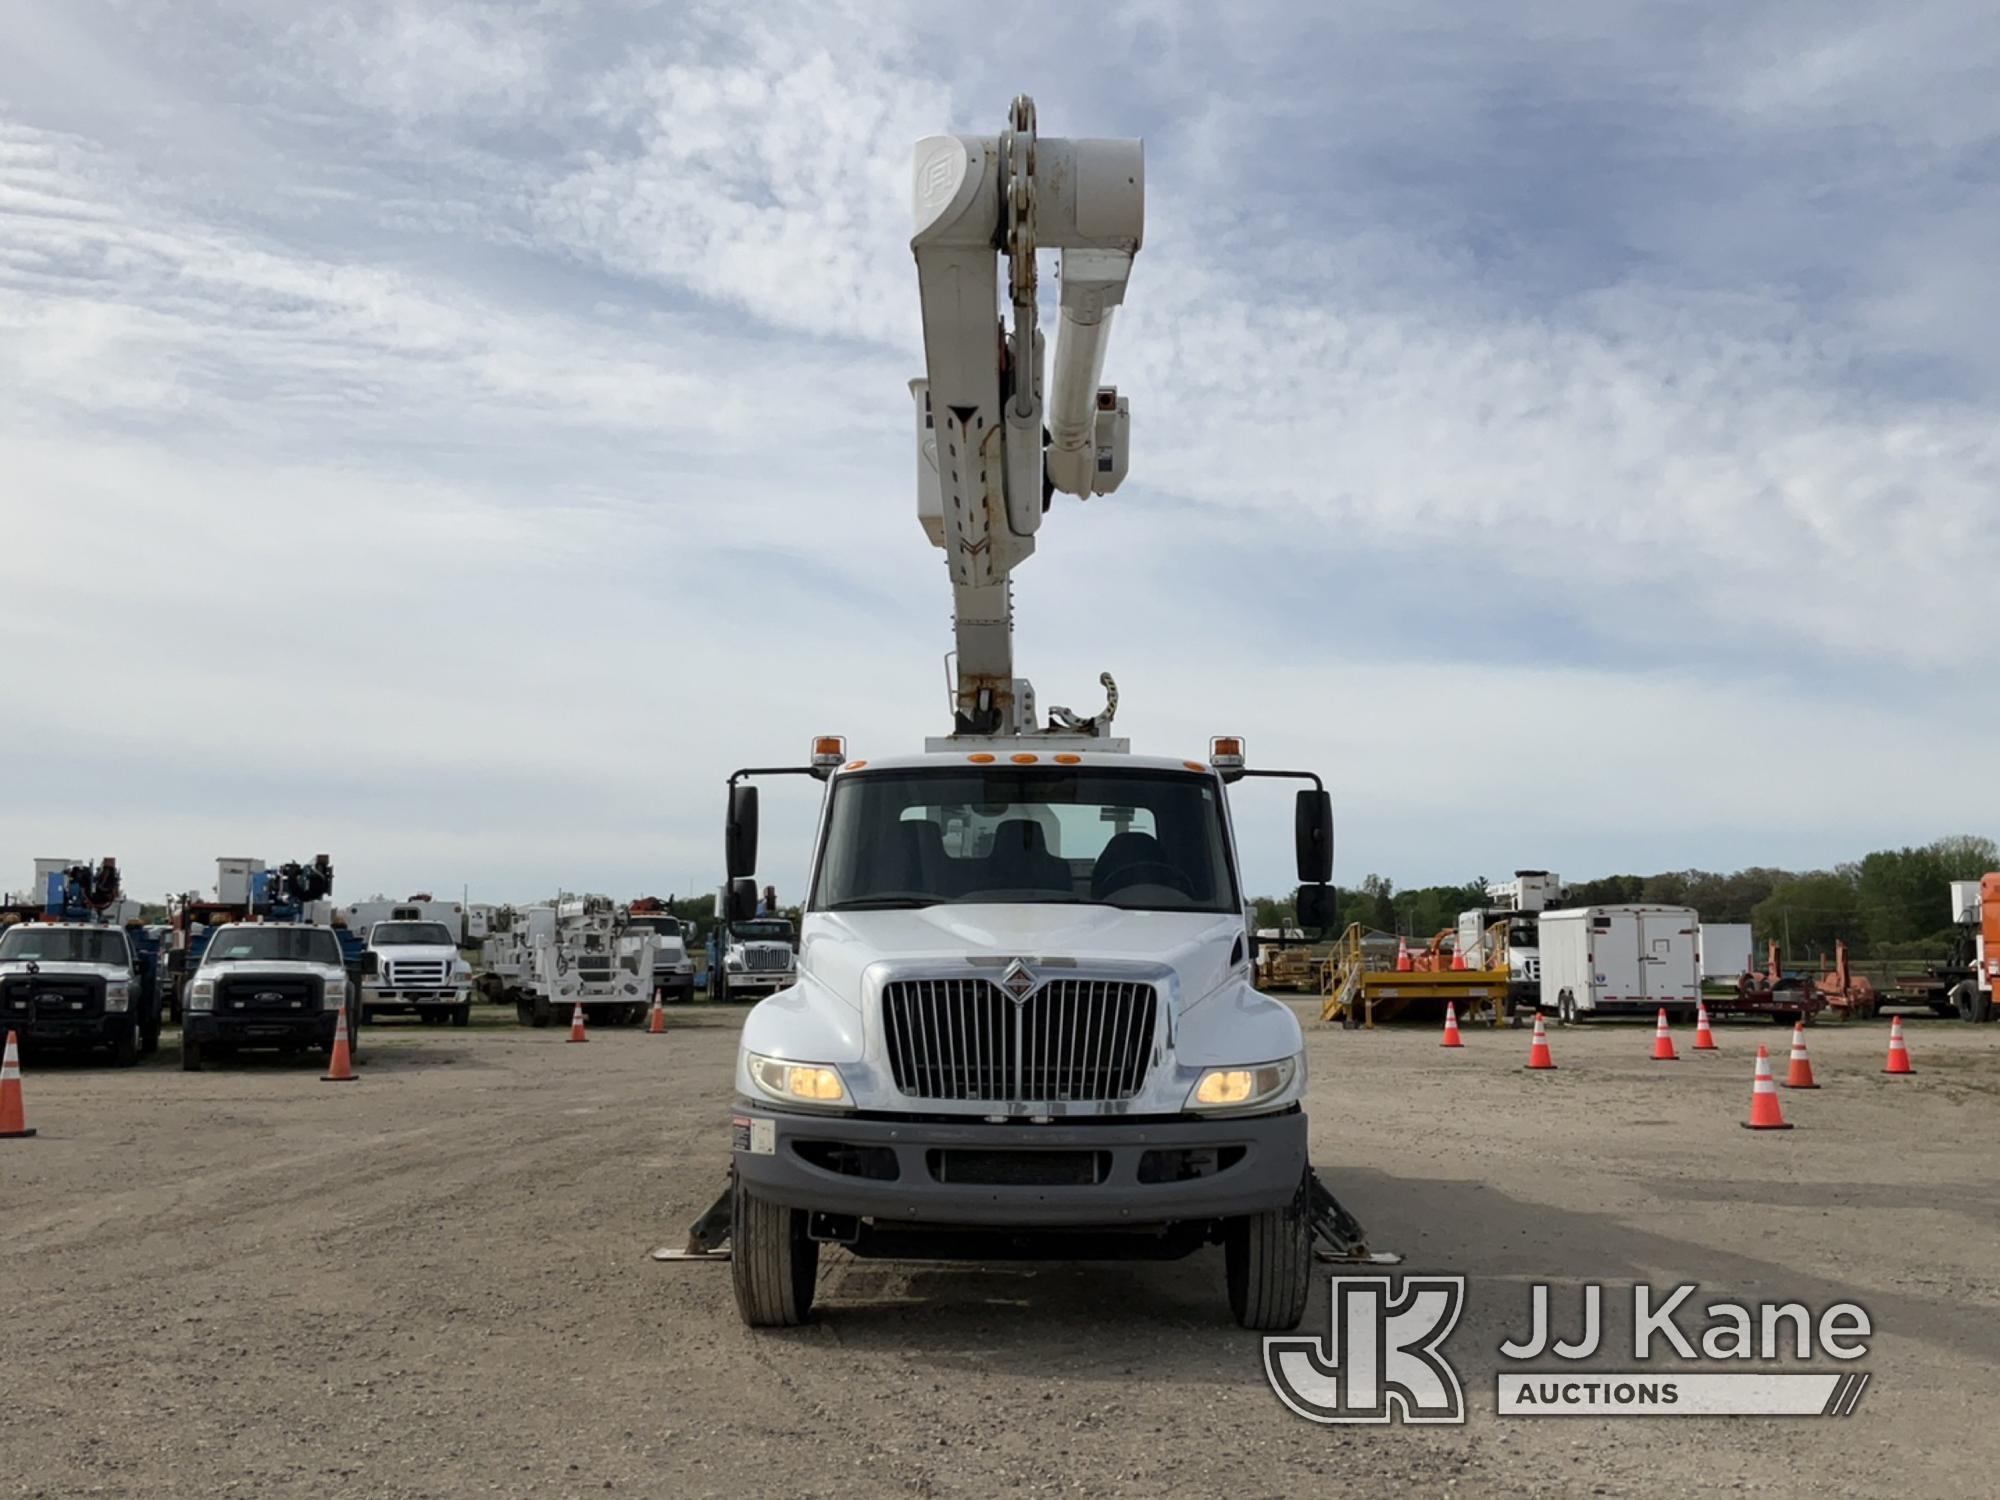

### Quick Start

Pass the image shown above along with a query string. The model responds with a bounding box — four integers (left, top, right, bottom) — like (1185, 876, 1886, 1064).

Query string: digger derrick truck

(685, 97, 1374, 1332)
(0, 859, 164, 1065)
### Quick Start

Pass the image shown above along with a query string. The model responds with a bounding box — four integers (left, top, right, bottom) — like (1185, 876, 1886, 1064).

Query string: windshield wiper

(825, 897, 940, 911)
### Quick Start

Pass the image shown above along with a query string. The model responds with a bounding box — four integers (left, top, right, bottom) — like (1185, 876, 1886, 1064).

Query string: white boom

(910, 96, 1143, 740)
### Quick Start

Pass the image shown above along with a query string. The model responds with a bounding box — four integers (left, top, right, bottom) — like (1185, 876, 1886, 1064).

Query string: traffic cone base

(1, 1029, 34, 1138)
(1783, 1022, 1818, 1089)
(321, 1009, 358, 1083)
(1651, 1008, 1678, 1061)
(1743, 1044, 1791, 1129)
(1440, 1002, 1464, 1049)
(1883, 1016, 1913, 1075)
(1525, 1014, 1555, 1070)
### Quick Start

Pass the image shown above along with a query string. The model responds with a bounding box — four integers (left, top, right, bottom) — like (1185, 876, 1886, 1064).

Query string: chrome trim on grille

(882, 977, 1158, 1105)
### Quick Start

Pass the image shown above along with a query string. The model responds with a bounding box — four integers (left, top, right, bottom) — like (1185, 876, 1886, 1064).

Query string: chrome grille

(386, 959, 448, 987)
(743, 947, 791, 972)
(882, 978, 1158, 1105)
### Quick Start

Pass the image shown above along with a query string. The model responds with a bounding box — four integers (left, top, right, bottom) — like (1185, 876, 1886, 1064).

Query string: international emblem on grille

(1000, 960, 1037, 1003)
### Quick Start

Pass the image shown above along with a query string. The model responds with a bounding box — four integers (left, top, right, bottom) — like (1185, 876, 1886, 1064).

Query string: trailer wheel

(181, 1036, 204, 1072)
(730, 1177, 818, 1327)
(1225, 1176, 1312, 1331)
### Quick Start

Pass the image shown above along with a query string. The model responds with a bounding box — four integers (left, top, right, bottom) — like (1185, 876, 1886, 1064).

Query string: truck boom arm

(910, 96, 1143, 737)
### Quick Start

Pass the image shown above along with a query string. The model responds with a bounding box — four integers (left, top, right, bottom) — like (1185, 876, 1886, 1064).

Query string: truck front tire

(181, 1036, 204, 1072)
(113, 1015, 141, 1067)
(1224, 1179, 1312, 1331)
(731, 1177, 819, 1327)
(452, 1003, 471, 1027)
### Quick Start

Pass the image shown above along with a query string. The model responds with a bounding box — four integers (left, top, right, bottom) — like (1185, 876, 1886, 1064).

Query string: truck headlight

(747, 1053, 851, 1107)
(188, 978, 215, 1013)
(104, 982, 131, 1013)
(1187, 1058, 1296, 1112)
(323, 979, 347, 1010)
(725, 957, 744, 972)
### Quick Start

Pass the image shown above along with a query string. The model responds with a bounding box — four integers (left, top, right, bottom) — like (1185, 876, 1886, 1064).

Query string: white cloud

(0, 0, 1993, 903)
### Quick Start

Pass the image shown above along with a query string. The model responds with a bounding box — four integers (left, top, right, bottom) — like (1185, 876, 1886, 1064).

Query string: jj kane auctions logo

(1266, 1277, 1872, 1423)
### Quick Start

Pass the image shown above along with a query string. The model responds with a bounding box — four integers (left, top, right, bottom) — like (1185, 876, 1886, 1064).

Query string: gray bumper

(732, 1106, 1307, 1227)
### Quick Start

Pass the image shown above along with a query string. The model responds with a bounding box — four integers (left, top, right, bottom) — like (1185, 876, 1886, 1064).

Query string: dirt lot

(3, 1004, 1995, 1498)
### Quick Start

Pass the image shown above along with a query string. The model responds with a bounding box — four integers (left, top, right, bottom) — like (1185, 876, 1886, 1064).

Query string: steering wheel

(1097, 858, 1196, 898)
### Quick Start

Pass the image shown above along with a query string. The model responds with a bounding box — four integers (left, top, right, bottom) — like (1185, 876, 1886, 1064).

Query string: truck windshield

(372, 922, 455, 946)
(630, 917, 683, 937)
(203, 928, 342, 966)
(733, 921, 793, 943)
(0, 927, 129, 965)
(813, 767, 1240, 913)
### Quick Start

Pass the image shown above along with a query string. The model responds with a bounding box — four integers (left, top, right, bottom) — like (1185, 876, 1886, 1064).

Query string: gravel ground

(2, 1003, 1994, 1498)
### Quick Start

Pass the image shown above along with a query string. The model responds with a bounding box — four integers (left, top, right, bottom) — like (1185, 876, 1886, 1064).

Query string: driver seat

(1091, 831, 1169, 900)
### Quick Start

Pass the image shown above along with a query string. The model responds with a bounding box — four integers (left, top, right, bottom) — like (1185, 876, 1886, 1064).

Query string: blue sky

(1, 0, 1994, 908)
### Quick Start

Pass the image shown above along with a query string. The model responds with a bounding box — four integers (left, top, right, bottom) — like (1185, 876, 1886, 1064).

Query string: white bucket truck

(673, 97, 1381, 1332)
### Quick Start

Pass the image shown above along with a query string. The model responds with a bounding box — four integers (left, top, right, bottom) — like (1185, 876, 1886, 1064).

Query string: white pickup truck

(0, 922, 162, 1065)
(360, 919, 472, 1026)
(181, 921, 365, 1071)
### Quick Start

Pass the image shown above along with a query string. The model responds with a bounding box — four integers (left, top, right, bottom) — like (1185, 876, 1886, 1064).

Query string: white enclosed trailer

(1539, 905, 1701, 1022)
(1696, 922, 1753, 980)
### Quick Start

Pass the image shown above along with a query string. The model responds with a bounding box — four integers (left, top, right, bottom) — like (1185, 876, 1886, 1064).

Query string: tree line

(1253, 834, 1996, 960)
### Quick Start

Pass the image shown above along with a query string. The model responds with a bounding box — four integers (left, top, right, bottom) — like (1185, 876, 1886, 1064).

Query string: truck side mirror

(726, 878, 759, 923)
(1295, 883, 1337, 931)
(726, 784, 760, 879)
(1295, 789, 1333, 884)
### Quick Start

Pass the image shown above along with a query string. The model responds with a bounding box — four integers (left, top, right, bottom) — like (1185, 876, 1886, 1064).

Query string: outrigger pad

(1306, 1168, 1402, 1265)
(654, 1176, 735, 1263)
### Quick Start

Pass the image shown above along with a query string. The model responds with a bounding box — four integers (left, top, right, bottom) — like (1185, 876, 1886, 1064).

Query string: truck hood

(801, 904, 1244, 1012)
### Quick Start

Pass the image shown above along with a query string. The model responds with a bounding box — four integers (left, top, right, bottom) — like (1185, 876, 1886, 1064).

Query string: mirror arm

(1229, 768, 1325, 792)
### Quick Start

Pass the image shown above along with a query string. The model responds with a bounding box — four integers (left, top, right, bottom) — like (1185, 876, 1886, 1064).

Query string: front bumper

(185, 1011, 338, 1047)
(0, 1010, 124, 1044)
(722, 971, 794, 995)
(363, 984, 468, 1008)
(731, 1105, 1308, 1228)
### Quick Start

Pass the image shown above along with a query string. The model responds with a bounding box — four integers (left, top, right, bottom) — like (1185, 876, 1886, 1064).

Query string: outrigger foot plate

(654, 1178, 734, 1263)
(1306, 1168, 1403, 1265)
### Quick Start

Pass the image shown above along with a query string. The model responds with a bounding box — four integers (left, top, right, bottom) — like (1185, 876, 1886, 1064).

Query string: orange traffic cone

(1651, 1008, 1678, 1061)
(1440, 1002, 1464, 1048)
(1449, 947, 1467, 971)
(647, 993, 667, 1035)
(1, 1030, 35, 1138)
(1525, 1013, 1555, 1070)
(1743, 1045, 1792, 1129)
(321, 1008, 357, 1084)
(1783, 1021, 1819, 1089)
(1882, 1015, 1913, 1075)
(1395, 937, 1413, 973)
(567, 1001, 588, 1043)
(1693, 1001, 1718, 1051)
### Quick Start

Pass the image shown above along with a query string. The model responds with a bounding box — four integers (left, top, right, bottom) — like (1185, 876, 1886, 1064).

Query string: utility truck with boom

(0, 859, 164, 1064)
(674, 97, 1382, 1331)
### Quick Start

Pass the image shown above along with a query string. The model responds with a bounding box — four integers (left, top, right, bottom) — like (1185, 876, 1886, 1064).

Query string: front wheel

(452, 1003, 471, 1028)
(1224, 1179, 1312, 1331)
(1952, 981, 1992, 1024)
(113, 1015, 141, 1067)
(181, 1036, 204, 1072)
(730, 1177, 819, 1327)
